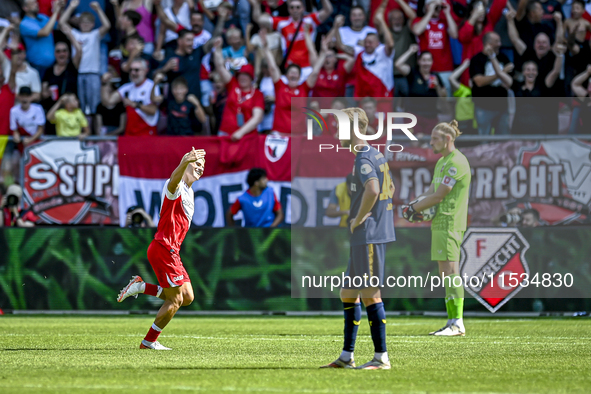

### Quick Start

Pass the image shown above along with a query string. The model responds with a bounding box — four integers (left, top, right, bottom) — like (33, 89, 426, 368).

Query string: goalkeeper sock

(342, 302, 361, 357)
(445, 274, 464, 320)
(366, 302, 387, 353)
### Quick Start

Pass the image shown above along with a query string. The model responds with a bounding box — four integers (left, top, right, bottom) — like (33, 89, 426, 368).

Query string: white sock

(447, 319, 453, 326)
(152, 323, 162, 332)
(340, 350, 353, 362)
(451, 318, 464, 328)
(375, 352, 389, 363)
(139, 283, 146, 293)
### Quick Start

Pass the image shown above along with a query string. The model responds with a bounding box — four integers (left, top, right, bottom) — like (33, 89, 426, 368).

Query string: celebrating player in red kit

(117, 147, 206, 350)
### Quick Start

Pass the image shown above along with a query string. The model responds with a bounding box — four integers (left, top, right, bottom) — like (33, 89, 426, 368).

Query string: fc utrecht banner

(118, 134, 291, 227)
(292, 138, 591, 227)
(22, 140, 119, 224)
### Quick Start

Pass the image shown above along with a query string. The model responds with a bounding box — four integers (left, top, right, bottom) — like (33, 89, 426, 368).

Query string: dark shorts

(343, 243, 387, 289)
(147, 240, 191, 288)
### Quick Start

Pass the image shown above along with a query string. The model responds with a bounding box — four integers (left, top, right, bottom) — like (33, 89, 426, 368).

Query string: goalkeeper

(402, 120, 471, 336)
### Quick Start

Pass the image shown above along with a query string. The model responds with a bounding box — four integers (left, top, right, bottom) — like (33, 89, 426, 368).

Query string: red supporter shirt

(0, 84, 15, 136)
(311, 62, 348, 97)
(412, 17, 454, 73)
(272, 13, 321, 68)
(155, 179, 194, 253)
(272, 77, 310, 134)
(219, 78, 265, 134)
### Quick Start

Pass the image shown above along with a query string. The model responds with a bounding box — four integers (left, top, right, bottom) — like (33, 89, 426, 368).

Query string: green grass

(1, 316, 590, 393)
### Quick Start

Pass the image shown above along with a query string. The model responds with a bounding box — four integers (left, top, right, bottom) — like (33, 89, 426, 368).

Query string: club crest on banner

(264, 135, 289, 163)
(460, 228, 530, 313)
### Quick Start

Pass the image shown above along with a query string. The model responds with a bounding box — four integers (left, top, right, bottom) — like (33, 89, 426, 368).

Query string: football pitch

(1, 316, 590, 393)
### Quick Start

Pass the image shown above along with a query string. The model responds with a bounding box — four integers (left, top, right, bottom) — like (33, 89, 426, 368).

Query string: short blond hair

(341, 107, 369, 135)
(433, 119, 462, 141)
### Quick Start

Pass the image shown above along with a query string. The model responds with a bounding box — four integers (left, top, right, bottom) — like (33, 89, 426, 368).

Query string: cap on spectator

(18, 86, 33, 96)
(237, 64, 255, 80)
(6, 184, 23, 200)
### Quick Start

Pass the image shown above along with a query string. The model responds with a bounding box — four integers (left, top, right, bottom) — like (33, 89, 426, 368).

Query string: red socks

(144, 283, 159, 297)
(144, 323, 162, 343)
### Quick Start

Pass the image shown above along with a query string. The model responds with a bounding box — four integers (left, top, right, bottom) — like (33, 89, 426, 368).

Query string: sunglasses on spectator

(290, 5, 302, 9)
(130, 68, 142, 72)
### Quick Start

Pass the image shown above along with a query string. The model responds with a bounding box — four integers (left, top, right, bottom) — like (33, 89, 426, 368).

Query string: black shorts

(343, 243, 387, 289)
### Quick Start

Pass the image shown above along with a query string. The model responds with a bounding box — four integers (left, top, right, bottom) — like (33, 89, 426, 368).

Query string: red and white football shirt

(353, 44, 395, 98)
(312, 62, 348, 97)
(154, 179, 194, 253)
(219, 78, 265, 134)
(118, 79, 159, 136)
(272, 77, 310, 134)
(271, 13, 321, 68)
(412, 17, 454, 73)
(9, 103, 45, 135)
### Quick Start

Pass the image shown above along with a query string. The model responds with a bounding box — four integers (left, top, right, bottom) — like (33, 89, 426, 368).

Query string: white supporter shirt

(356, 44, 395, 93)
(10, 103, 46, 135)
(117, 79, 159, 127)
(338, 26, 377, 53)
(164, 3, 191, 43)
(71, 29, 102, 73)
(16, 63, 41, 93)
(193, 30, 212, 49)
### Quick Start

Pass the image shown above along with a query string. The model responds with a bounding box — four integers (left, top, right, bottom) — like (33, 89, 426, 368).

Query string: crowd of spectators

(0, 0, 591, 146)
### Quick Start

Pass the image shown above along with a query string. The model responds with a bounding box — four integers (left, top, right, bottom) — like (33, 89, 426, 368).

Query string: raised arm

(150, 73, 165, 105)
(38, 0, 64, 37)
(101, 72, 123, 106)
(412, 2, 437, 36)
(303, 23, 318, 67)
(306, 35, 329, 89)
(203, 6, 229, 53)
(196, 0, 215, 21)
(545, 44, 565, 88)
(374, 1, 394, 56)
(212, 37, 233, 84)
(47, 95, 66, 122)
(317, 0, 334, 23)
(459, 3, 485, 44)
(333, 15, 354, 56)
(58, 0, 78, 35)
(505, 5, 527, 55)
(245, 23, 256, 54)
(168, 148, 205, 193)
(395, 0, 417, 21)
(63, 28, 83, 68)
(571, 64, 591, 99)
(395, 44, 418, 76)
(260, 29, 281, 83)
(248, 0, 272, 28)
(449, 58, 470, 92)
(154, 0, 179, 32)
(443, 2, 458, 39)
(516, 0, 528, 21)
(90, 1, 112, 36)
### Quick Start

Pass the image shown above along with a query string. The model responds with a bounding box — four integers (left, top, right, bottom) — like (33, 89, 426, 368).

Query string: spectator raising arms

(59, 0, 111, 115)
(19, 0, 64, 77)
(411, 0, 458, 94)
(335, 5, 377, 56)
(212, 37, 264, 141)
(261, 28, 325, 135)
(101, 59, 159, 136)
(470, 32, 513, 135)
(151, 73, 206, 135)
(343, 6, 395, 113)
(46, 93, 91, 139)
(10, 87, 45, 147)
(250, 0, 333, 82)
(458, 0, 507, 86)
(119, 0, 155, 54)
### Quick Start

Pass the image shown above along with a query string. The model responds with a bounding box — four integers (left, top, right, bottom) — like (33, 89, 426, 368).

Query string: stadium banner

(21, 139, 119, 224)
(117, 135, 291, 227)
